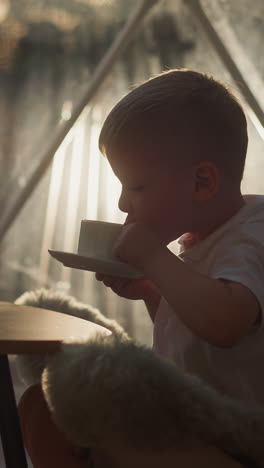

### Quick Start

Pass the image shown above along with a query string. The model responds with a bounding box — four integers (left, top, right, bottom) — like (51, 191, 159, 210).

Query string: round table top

(0, 302, 111, 354)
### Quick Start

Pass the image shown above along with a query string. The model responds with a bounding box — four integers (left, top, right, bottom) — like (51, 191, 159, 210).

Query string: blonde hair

(99, 69, 248, 183)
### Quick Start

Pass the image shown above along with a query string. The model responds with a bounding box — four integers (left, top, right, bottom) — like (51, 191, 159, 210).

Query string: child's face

(107, 148, 195, 244)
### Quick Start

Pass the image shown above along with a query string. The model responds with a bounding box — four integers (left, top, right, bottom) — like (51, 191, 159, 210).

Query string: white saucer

(48, 250, 142, 278)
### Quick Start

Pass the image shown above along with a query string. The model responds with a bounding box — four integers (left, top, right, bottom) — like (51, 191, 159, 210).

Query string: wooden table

(0, 301, 111, 468)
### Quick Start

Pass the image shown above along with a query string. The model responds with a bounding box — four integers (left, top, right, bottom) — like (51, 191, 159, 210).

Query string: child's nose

(118, 188, 131, 213)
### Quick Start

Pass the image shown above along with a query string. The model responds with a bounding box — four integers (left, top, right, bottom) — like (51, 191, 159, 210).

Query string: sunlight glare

(63, 118, 85, 251)
(39, 144, 66, 283)
(86, 120, 100, 219)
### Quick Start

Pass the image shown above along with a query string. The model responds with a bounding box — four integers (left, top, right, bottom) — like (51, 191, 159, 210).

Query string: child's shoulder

(235, 194, 264, 246)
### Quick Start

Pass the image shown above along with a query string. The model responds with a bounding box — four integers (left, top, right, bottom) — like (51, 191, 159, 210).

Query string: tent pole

(0, 0, 159, 242)
(187, 0, 264, 130)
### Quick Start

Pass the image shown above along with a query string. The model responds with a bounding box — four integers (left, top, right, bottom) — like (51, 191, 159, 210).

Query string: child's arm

(144, 284, 161, 322)
(113, 223, 260, 347)
(146, 247, 260, 346)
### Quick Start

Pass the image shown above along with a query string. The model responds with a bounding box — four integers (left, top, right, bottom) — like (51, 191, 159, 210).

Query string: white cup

(78, 220, 123, 261)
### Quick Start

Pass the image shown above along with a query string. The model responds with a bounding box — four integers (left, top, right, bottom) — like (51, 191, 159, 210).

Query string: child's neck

(192, 192, 245, 244)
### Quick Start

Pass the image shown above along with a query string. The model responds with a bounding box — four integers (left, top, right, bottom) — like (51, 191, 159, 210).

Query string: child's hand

(96, 273, 161, 321)
(112, 222, 166, 272)
(96, 273, 156, 302)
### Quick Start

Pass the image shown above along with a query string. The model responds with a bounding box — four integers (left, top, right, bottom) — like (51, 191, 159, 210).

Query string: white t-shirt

(153, 195, 264, 404)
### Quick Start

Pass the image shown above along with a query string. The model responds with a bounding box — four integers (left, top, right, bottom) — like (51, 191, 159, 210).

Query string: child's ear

(192, 161, 220, 202)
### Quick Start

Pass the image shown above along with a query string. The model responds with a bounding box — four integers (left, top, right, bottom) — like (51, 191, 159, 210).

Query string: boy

(96, 68, 264, 404)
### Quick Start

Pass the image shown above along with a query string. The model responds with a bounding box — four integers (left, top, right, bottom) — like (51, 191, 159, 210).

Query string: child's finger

(102, 276, 120, 287)
(95, 273, 118, 282)
(96, 275, 130, 292)
(95, 272, 103, 281)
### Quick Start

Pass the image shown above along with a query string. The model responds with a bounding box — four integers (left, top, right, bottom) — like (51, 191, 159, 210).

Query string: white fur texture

(15, 288, 129, 385)
(42, 336, 264, 465)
